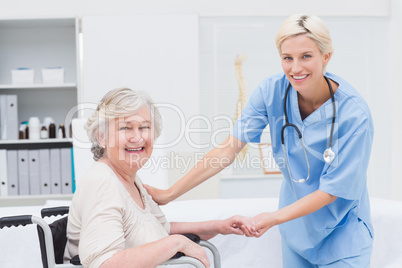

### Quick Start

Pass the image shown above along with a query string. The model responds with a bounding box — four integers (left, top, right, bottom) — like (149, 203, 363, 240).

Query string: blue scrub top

(233, 72, 374, 265)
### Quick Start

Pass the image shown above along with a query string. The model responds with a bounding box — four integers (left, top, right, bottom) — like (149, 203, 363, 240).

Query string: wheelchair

(0, 206, 221, 268)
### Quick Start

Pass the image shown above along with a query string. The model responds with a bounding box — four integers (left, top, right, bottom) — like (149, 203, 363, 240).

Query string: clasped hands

(228, 212, 277, 238)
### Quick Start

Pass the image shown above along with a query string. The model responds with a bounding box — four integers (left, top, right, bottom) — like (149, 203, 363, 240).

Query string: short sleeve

(78, 175, 126, 268)
(319, 123, 374, 200)
(232, 85, 269, 143)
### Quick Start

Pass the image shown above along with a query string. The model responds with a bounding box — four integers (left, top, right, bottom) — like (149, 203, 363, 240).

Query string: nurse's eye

(283, 56, 292, 61)
(302, 54, 311, 59)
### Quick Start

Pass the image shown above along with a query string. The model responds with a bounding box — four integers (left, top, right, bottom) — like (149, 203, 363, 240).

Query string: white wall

(0, 0, 389, 17)
(390, 0, 402, 201)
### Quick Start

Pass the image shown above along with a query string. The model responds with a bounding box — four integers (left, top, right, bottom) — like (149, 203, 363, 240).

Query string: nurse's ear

(322, 52, 332, 66)
(321, 52, 332, 75)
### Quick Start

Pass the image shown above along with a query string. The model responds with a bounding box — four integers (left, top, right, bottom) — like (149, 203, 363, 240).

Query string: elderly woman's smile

(125, 147, 145, 152)
(103, 104, 155, 173)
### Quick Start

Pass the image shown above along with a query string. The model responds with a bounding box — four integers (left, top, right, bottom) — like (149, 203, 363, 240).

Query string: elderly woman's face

(104, 105, 154, 173)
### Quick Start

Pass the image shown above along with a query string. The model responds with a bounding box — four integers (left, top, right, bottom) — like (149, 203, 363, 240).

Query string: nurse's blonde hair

(275, 14, 334, 73)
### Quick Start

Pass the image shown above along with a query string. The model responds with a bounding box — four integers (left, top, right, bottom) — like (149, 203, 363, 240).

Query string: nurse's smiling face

(280, 34, 331, 94)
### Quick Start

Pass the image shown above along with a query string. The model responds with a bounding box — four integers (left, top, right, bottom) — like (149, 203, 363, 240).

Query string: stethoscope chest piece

(323, 147, 335, 163)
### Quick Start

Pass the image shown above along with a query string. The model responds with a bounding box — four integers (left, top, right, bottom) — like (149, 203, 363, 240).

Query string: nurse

(145, 14, 374, 267)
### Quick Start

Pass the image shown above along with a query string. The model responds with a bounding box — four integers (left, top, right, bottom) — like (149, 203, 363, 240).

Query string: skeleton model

(234, 54, 248, 161)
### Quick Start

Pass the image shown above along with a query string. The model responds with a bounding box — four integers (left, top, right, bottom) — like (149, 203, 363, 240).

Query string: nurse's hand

(229, 216, 258, 237)
(225, 216, 254, 236)
(143, 184, 173, 205)
(248, 212, 278, 237)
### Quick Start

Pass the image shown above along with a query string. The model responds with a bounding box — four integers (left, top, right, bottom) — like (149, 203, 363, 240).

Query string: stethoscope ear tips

(323, 147, 335, 163)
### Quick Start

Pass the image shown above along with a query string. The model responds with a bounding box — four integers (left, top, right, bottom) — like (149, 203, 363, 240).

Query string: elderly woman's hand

(192, 216, 254, 241)
(176, 235, 210, 268)
(226, 215, 257, 237)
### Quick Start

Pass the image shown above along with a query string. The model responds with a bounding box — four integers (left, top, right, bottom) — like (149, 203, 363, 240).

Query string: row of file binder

(0, 147, 74, 196)
(0, 94, 19, 140)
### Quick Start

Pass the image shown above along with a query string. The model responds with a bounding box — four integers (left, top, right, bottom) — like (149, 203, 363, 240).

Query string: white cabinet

(0, 17, 80, 130)
(0, 18, 80, 203)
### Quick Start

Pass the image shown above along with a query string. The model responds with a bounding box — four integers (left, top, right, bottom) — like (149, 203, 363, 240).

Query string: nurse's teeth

(293, 75, 307, 80)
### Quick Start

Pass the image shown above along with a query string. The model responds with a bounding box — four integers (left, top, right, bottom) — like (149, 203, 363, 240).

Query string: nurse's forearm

(250, 190, 337, 236)
(274, 189, 337, 225)
(168, 135, 246, 201)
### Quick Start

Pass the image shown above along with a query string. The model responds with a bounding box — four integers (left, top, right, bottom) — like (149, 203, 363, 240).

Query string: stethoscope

(281, 76, 336, 183)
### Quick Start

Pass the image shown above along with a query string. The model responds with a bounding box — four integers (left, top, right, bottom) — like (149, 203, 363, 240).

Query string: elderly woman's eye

(140, 126, 150, 130)
(120, 126, 129, 130)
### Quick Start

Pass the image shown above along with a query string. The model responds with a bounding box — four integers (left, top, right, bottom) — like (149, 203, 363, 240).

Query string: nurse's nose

(291, 60, 303, 73)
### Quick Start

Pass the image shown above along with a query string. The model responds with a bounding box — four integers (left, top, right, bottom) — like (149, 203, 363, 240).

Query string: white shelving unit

(0, 17, 80, 205)
(0, 83, 77, 89)
(0, 138, 72, 145)
(0, 17, 80, 128)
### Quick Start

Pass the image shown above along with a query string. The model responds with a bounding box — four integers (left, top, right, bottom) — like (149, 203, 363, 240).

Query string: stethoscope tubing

(281, 76, 336, 183)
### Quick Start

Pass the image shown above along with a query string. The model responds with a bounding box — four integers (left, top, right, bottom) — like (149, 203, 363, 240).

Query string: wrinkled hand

(196, 216, 255, 241)
(226, 215, 257, 237)
(143, 184, 171, 205)
(179, 236, 210, 268)
(244, 212, 277, 238)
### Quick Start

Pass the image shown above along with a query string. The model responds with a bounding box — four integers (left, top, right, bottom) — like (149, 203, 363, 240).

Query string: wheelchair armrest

(41, 206, 70, 218)
(182, 233, 201, 243)
(0, 215, 32, 229)
(70, 255, 81, 265)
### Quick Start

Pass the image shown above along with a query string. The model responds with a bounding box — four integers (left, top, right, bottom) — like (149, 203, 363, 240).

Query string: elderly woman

(64, 88, 245, 268)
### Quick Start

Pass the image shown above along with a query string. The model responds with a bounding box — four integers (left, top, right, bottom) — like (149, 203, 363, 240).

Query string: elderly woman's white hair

(86, 88, 162, 161)
(275, 14, 334, 73)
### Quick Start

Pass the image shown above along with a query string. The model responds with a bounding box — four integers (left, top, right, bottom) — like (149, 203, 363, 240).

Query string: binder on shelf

(0, 149, 8, 196)
(0, 95, 6, 140)
(6, 150, 18, 195)
(71, 148, 76, 193)
(17, 150, 29, 195)
(28, 150, 41, 195)
(6, 95, 19, 140)
(0, 94, 19, 140)
(50, 148, 61, 194)
(60, 147, 72, 194)
(39, 149, 51, 194)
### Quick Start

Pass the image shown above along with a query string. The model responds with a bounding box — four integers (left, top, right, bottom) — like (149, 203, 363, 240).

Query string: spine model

(234, 54, 248, 161)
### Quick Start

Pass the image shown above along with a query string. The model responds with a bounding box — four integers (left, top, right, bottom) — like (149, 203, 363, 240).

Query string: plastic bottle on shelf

(28, 117, 40, 140)
(49, 123, 56, 138)
(40, 125, 48, 139)
(21, 121, 29, 139)
(19, 124, 25, 139)
(58, 123, 66, 138)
